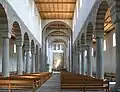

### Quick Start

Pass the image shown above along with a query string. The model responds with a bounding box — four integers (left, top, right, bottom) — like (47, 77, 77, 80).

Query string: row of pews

(0, 72, 52, 92)
(104, 72, 116, 82)
(60, 72, 109, 92)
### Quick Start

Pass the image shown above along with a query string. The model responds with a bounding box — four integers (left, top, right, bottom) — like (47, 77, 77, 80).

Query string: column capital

(24, 46, 30, 52)
(16, 41, 23, 47)
(110, 0, 120, 24)
(86, 39, 92, 47)
(0, 30, 11, 38)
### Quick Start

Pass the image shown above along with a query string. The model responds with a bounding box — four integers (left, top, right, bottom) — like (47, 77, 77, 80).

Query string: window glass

(92, 48, 93, 56)
(104, 40, 106, 51)
(80, 0, 83, 8)
(14, 44, 16, 53)
(113, 33, 116, 47)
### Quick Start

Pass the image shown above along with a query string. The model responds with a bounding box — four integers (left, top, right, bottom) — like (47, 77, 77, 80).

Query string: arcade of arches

(0, 0, 120, 91)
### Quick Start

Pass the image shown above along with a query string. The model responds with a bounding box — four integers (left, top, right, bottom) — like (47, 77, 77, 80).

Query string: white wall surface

(91, 30, 116, 73)
(73, 0, 96, 42)
(7, 0, 42, 44)
(104, 30, 116, 73)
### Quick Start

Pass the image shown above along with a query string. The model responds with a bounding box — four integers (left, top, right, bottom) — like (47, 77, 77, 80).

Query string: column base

(111, 86, 120, 92)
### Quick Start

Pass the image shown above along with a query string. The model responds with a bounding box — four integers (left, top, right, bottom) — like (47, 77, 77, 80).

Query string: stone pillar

(79, 53, 81, 74)
(23, 51, 26, 73)
(75, 53, 79, 73)
(77, 53, 80, 74)
(81, 50, 85, 75)
(16, 43, 23, 75)
(115, 22, 120, 87)
(72, 53, 75, 72)
(2, 37, 9, 77)
(26, 49, 31, 73)
(87, 45, 92, 76)
(31, 52, 35, 73)
(96, 37, 104, 79)
(38, 52, 40, 72)
(110, 2, 120, 91)
(35, 52, 39, 72)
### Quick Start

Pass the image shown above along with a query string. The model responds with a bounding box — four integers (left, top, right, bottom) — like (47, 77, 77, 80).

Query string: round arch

(0, 3, 8, 37)
(86, 22, 94, 41)
(95, 1, 109, 37)
(31, 40, 35, 53)
(42, 21, 72, 33)
(23, 32, 30, 49)
(12, 21, 22, 41)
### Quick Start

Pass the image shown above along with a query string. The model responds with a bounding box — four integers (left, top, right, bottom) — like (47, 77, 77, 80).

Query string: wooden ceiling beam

(35, 2, 76, 4)
(39, 11, 74, 13)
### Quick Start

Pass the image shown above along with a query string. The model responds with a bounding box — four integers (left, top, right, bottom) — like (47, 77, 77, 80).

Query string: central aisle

(36, 73, 61, 92)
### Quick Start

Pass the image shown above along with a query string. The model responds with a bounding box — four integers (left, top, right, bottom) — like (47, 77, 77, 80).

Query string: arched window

(113, 33, 116, 47)
(80, 0, 83, 8)
(14, 44, 16, 53)
(53, 44, 56, 50)
(26, 0, 29, 6)
(85, 50, 87, 57)
(76, 1, 79, 19)
(104, 40, 106, 51)
(32, 1, 35, 16)
(92, 48, 93, 56)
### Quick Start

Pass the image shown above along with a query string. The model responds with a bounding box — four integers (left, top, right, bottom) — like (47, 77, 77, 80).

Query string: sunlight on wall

(113, 33, 116, 47)
(92, 48, 93, 56)
(80, 0, 83, 8)
(14, 44, 16, 53)
(104, 40, 106, 51)
(55, 59, 61, 68)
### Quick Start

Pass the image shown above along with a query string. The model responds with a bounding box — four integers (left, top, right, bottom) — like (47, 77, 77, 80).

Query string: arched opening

(23, 32, 30, 73)
(9, 21, 22, 74)
(95, 1, 115, 80)
(86, 22, 94, 76)
(31, 40, 35, 73)
(42, 21, 72, 72)
(0, 3, 9, 76)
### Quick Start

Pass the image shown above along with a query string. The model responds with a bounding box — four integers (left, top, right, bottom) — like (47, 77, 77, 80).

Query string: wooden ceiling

(34, 0, 76, 19)
(46, 23, 69, 30)
(104, 8, 115, 36)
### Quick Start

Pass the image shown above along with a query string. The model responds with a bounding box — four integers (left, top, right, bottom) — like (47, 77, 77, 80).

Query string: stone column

(26, 49, 31, 73)
(38, 52, 40, 72)
(31, 52, 35, 73)
(23, 51, 26, 73)
(35, 52, 39, 72)
(115, 22, 120, 87)
(110, 2, 120, 90)
(87, 45, 92, 76)
(2, 37, 9, 77)
(79, 53, 81, 74)
(77, 53, 80, 74)
(16, 43, 23, 75)
(72, 53, 75, 72)
(81, 50, 85, 75)
(96, 37, 104, 79)
(75, 53, 79, 74)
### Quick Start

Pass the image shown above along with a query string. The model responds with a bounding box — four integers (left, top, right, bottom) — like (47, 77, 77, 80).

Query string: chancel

(0, 0, 119, 92)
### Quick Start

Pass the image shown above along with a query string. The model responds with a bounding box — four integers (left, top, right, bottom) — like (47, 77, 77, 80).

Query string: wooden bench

(60, 72, 109, 92)
(0, 72, 52, 92)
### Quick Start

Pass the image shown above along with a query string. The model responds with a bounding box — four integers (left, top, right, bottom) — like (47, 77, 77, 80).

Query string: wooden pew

(60, 72, 109, 92)
(0, 72, 52, 92)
